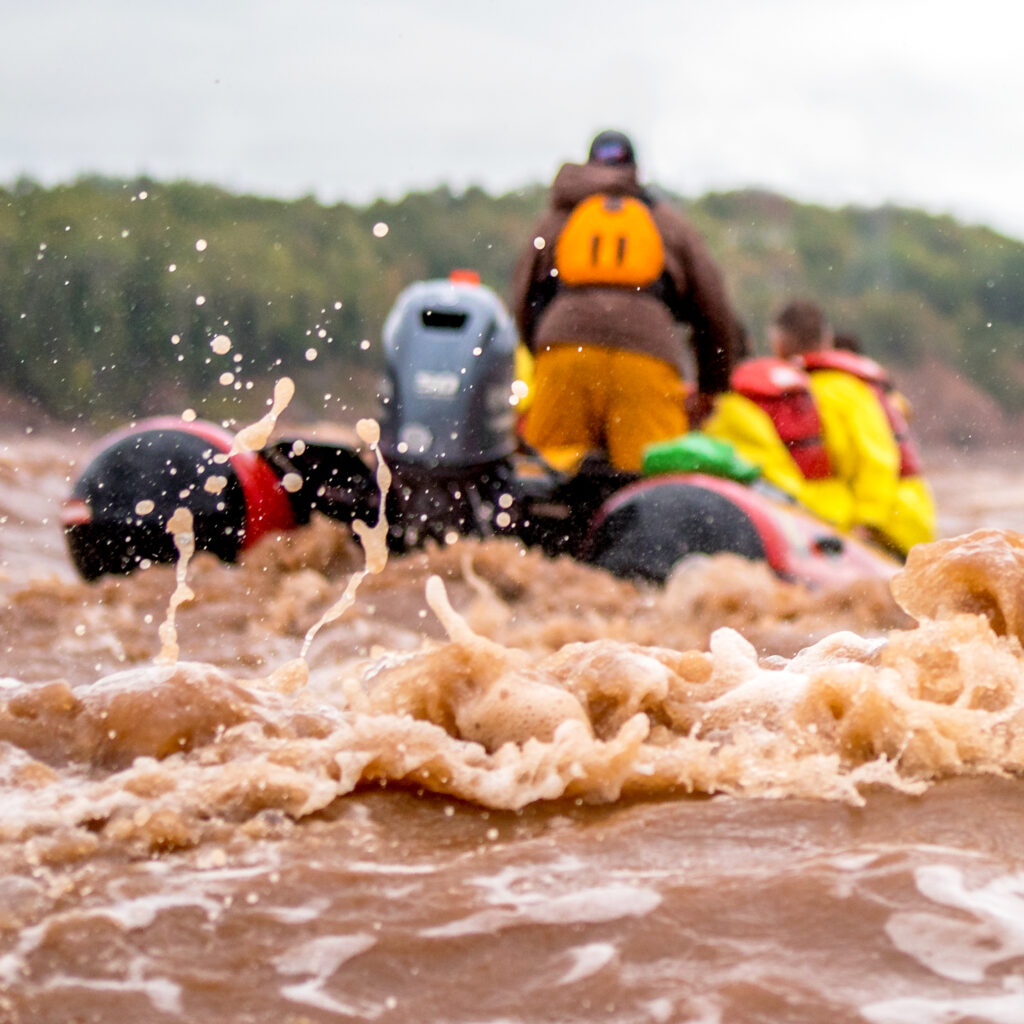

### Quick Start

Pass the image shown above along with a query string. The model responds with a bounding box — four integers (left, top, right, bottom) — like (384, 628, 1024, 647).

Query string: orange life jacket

(799, 350, 922, 477)
(730, 357, 832, 480)
(554, 193, 666, 289)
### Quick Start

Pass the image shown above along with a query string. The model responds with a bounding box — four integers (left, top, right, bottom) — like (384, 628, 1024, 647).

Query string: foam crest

(0, 662, 262, 770)
(892, 529, 1024, 646)
(2, 530, 1024, 853)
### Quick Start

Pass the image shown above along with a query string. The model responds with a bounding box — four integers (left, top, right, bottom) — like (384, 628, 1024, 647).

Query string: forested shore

(1, 176, 1022, 444)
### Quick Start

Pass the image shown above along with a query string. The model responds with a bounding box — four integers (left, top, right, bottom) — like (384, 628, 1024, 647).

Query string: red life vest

(730, 357, 832, 480)
(799, 350, 922, 478)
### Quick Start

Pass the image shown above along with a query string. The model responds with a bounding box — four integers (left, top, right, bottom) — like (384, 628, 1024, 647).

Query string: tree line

(1, 175, 1022, 426)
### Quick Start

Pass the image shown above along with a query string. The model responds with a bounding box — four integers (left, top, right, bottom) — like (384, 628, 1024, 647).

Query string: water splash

(298, 419, 391, 661)
(155, 508, 196, 665)
(229, 377, 295, 456)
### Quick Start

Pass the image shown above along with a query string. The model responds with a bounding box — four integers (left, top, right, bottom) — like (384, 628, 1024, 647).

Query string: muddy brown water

(2, 431, 1024, 1024)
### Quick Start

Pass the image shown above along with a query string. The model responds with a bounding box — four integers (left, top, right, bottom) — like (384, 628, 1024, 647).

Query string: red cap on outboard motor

(62, 417, 298, 580)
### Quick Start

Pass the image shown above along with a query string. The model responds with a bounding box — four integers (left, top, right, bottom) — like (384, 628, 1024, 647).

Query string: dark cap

(588, 129, 636, 166)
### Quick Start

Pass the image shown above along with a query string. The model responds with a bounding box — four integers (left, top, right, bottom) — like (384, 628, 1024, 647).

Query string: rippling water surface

(2, 432, 1024, 1024)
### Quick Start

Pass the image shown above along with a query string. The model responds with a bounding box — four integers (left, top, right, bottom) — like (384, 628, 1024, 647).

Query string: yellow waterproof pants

(521, 345, 688, 472)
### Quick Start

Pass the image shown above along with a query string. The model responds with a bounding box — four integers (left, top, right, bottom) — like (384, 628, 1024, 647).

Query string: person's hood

(549, 162, 642, 211)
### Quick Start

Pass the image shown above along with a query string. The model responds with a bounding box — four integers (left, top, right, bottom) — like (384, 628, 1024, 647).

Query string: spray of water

(229, 377, 295, 456)
(156, 507, 196, 665)
(299, 418, 392, 660)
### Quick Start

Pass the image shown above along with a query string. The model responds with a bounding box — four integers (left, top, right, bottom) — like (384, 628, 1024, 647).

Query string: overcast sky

(3, 0, 1023, 239)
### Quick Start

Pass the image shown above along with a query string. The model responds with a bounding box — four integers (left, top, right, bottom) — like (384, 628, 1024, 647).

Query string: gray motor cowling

(378, 272, 519, 468)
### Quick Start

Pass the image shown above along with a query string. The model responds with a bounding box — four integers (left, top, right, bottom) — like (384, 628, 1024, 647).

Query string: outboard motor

(60, 271, 526, 580)
(377, 270, 523, 550)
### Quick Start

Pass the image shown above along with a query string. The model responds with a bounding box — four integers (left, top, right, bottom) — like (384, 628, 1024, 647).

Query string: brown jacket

(510, 162, 744, 394)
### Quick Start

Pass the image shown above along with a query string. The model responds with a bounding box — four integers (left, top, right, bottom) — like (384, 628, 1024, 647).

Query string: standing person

(510, 129, 744, 473)
(769, 300, 936, 556)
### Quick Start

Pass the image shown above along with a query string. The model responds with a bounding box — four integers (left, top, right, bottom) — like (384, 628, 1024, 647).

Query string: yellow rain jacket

(803, 360, 936, 556)
(703, 391, 854, 529)
(807, 369, 900, 533)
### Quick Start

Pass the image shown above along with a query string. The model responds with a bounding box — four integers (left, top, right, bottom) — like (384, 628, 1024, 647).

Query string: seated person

(702, 355, 854, 529)
(772, 301, 936, 556)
